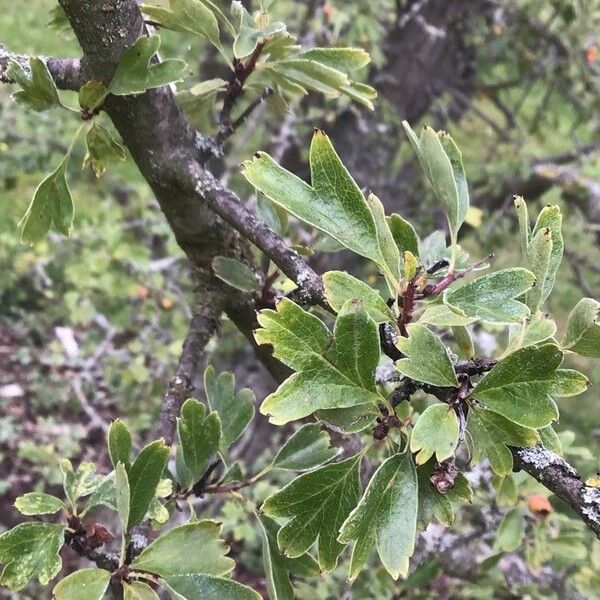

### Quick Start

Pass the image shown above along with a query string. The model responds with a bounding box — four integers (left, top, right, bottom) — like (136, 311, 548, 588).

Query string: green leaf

(84, 122, 127, 177)
(387, 213, 420, 256)
(78, 81, 108, 112)
(452, 324, 474, 358)
(85, 471, 116, 513)
(507, 313, 557, 352)
(61, 460, 100, 509)
(494, 508, 525, 552)
(255, 299, 382, 424)
(339, 453, 417, 580)
(410, 404, 460, 464)
(20, 158, 73, 244)
(204, 366, 255, 451)
(396, 324, 458, 387)
(115, 462, 130, 532)
(110, 35, 187, 96)
(468, 406, 538, 476)
(127, 440, 170, 527)
(514, 196, 530, 254)
(315, 404, 380, 434)
(323, 271, 395, 324)
(531, 205, 563, 306)
(296, 48, 371, 71)
(272, 423, 338, 471)
(123, 581, 160, 600)
(538, 424, 562, 455)
(524, 226, 552, 312)
(141, 0, 222, 50)
(14, 492, 64, 516)
(549, 369, 590, 397)
(402, 122, 468, 243)
(212, 256, 260, 293)
(257, 514, 319, 600)
(8, 56, 60, 111)
(416, 460, 454, 529)
(562, 298, 600, 358)
(108, 419, 132, 469)
(0, 523, 64, 591)
(262, 454, 362, 570)
(161, 574, 261, 600)
(177, 399, 221, 483)
(132, 521, 234, 577)
(443, 268, 535, 325)
(470, 344, 562, 428)
(417, 304, 476, 327)
(53, 568, 111, 600)
(242, 130, 399, 292)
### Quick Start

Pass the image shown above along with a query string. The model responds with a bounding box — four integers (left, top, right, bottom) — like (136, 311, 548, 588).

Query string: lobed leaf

(272, 423, 339, 471)
(562, 298, 600, 358)
(410, 404, 460, 464)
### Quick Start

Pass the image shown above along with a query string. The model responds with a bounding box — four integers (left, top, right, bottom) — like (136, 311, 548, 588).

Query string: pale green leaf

(61, 460, 100, 508)
(115, 462, 130, 533)
(8, 56, 60, 111)
(262, 454, 362, 570)
(507, 313, 557, 352)
(531, 205, 563, 306)
(14, 492, 63, 516)
(562, 298, 600, 358)
(212, 256, 260, 293)
(84, 123, 126, 177)
(177, 399, 221, 483)
(443, 268, 535, 325)
(127, 440, 170, 527)
(296, 48, 371, 71)
(123, 581, 160, 600)
(53, 568, 111, 600)
(410, 404, 460, 464)
(78, 81, 108, 112)
(524, 226, 552, 312)
(538, 424, 562, 455)
(514, 196, 530, 254)
(0, 523, 64, 591)
(272, 423, 339, 471)
(494, 508, 525, 552)
(468, 406, 538, 476)
(470, 344, 562, 428)
(396, 324, 458, 387)
(161, 574, 261, 599)
(108, 419, 132, 469)
(339, 453, 417, 580)
(417, 304, 476, 327)
(132, 521, 234, 577)
(323, 270, 395, 324)
(549, 369, 590, 397)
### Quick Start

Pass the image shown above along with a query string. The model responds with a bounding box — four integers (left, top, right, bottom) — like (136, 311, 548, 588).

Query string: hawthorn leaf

(84, 123, 127, 177)
(538, 424, 563, 455)
(204, 366, 255, 451)
(85, 471, 117, 512)
(467, 406, 538, 476)
(507, 313, 557, 352)
(452, 324, 474, 358)
(258, 514, 319, 600)
(315, 403, 380, 434)
(396, 324, 458, 387)
(339, 453, 418, 580)
(387, 213, 420, 256)
(261, 454, 362, 570)
(562, 298, 600, 358)
(8, 56, 60, 111)
(131, 521, 234, 577)
(115, 462, 130, 532)
(61, 460, 100, 508)
(53, 568, 111, 600)
(127, 439, 170, 527)
(272, 423, 339, 471)
(110, 35, 187, 95)
(14, 492, 64, 516)
(514, 196, 530, 254)
(417, 304, 476, 327)
(410, 404, 460, 464)
(78, 80, 108, 112)
(549, 369, 589, 397)
(323, 270, 395, 324)
(177, 399, 221, 483)
(212, 256, 260, 293)
(161, 574, 261, 600)
(470, 344, 562, 428)
(123, 580, 160, 600)
(443, 268, 535, 325)
(494, 508, 525, 552)
(242, 130, 399, 291)
(0, 523, 64, 591)
(255, 299, 382, 424)
(297, 47, 371, 71)
(531, 205, 563, 306)
(270, 59, 348, 95)
(332, 299, 380, 391)
(524, 226, 552, 312)
(416, 460, 453, 530)
(20, 158, 73, 244)
(108, 419, 132, 469)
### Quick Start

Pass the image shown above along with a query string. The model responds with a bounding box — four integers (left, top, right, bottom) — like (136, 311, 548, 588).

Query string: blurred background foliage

(1, 0, 599, 598)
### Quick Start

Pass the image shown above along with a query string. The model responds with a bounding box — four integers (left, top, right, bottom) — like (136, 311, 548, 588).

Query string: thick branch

(513, 446, 600, 539)
(0, 46, 81, 90)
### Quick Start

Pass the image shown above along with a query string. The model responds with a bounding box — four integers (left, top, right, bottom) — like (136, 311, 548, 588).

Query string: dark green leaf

(108, 419, 132, 469)
(161, 574, 261, 599)
(272, 424, 338, 471)
(84, 123, 127, 177)
(387, 213, 419, 256)
(78, 81, 108, 112)
(212, 256, 260, 293)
